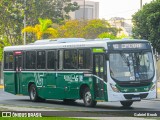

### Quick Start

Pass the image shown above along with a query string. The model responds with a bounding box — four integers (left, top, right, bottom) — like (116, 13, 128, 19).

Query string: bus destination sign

(110, 43, 149, 50)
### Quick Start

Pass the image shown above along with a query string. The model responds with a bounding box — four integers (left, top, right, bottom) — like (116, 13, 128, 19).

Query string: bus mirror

(105, 54, 109, 60)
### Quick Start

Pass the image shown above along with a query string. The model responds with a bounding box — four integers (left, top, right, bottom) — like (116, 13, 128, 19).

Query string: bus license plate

(132, 97, 140, 101)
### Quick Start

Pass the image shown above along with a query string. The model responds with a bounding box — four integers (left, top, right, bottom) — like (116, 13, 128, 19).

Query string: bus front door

(15, 55, 22, 94)
(93, 54, 105, 100)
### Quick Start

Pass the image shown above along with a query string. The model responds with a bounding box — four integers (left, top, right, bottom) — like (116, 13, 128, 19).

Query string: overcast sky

(88, 0, 153, 19)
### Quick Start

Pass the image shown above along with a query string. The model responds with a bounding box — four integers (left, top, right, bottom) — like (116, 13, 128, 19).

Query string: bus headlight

(150, 83, 156, 91)
(110, 84, 120, 92)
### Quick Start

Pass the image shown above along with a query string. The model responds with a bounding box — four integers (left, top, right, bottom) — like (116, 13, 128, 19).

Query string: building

(108, 17, 133, 37)
(70, 0, 99, 20)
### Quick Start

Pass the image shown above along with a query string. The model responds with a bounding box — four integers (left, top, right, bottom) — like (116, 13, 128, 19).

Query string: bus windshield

(109, 52, 154, 82)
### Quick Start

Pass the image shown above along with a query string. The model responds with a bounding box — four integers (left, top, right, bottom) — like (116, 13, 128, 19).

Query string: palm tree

(22, 18, 58, 40)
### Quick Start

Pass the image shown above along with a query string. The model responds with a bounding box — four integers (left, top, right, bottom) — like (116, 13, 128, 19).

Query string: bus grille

(124, 93, 148, 100)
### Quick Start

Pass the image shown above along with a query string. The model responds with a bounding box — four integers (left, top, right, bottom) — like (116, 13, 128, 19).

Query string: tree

(84, 19, 119, 39)
(0, 0, 79, 45)
(22, 18, 58, 40)
(132, 0, 160, 52)
(98, 32, 116, 40)
(58, 19, 119, 39)
(25, 0, 79, 25)
(0, 0, 24, 45)
(58, 20, 85, 38)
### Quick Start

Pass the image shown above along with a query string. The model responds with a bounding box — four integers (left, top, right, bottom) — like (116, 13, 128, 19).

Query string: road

(1, 89, 160, 112)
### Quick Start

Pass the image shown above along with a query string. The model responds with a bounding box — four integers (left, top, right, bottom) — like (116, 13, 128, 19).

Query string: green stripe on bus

(92, 48, 104, 53)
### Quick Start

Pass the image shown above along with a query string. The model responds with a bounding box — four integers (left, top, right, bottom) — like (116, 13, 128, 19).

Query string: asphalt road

(0, 89, 160, 112)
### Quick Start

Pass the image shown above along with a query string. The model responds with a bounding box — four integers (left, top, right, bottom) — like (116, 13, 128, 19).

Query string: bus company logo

(2, 112, 11, 117)
(34, 73, 44, 87)
(64, 75, 83, 82)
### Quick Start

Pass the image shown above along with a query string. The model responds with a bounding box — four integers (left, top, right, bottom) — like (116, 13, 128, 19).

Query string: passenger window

(64, 50, 77, 69)
(37, 51, 46, 69)
(47, 51, 55, 69)
(78, 49, 91, 69)
(4, 52, 14, 70)
(26, 51, 36, 69)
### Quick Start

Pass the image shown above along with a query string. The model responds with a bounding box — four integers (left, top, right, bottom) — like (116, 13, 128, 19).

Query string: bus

(3, 38, 157, 107)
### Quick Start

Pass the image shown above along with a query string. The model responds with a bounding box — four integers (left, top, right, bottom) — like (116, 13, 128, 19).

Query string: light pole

(23, 0, 26, 45)
(83, 0, 85, 20)
(140, 0, 142, 9)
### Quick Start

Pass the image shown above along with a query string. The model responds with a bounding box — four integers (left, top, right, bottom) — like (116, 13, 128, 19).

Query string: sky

(88, 0, 153, 20)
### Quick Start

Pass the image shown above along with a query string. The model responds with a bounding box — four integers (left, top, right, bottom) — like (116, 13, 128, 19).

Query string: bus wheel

(120, 101, 133, 107)
(29, 84, 45, 102)
(83, 88, 97, 107)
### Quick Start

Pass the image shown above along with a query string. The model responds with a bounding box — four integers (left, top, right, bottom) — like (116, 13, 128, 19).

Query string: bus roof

(4, 38, 149, 51)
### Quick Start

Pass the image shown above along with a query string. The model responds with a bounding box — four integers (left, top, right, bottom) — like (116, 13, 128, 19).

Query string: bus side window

(78, 49, 91, 69)
(26, 51, 36, 69)
(4, 52, 14, 70)
(37, 51, 46, 69)
(47, 51, 56, 70)
(63, 49, 78, 69)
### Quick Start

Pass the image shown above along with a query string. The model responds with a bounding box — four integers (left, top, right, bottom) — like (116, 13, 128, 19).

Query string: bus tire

(120, 101, 133, 107)
(83, 87, 97, 107)
(29, 84, 44, 102)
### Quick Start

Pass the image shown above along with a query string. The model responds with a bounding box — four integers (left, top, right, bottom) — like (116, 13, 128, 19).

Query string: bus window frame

(25, 50, 36, 70)
(78, 48, 92, 71)
(4, 51, 14, 71)
(63, 49, 78, 70)
(46, 50, 56, 71)
(36, 50, 46, 70)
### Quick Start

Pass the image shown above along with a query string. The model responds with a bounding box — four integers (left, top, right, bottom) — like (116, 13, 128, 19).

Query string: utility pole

(140, 0, 142, 9)
(23, 0, 26, 45)
(83, 0, 85, 20)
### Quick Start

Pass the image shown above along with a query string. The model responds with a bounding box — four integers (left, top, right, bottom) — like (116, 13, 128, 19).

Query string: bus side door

(14, 54, 23, 94)
(93, 54, 106, 100)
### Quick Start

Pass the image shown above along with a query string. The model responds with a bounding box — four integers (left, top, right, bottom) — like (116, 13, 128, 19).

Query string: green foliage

(58, 20, 85, 38)
(83, 19, 118, 39)
(98, 32, 116, 40)
(58, 19, 119, 39)
(132, 0, 160, 52)
(0, 0, 24, 45)
(117, 33, 130, 39)
(0, 37, 11, 62)
(26, 0, 79, 25)
(22, 18, 58, 40)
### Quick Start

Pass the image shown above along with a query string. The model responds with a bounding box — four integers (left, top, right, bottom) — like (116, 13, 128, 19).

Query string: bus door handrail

(92, 75, 107, 85)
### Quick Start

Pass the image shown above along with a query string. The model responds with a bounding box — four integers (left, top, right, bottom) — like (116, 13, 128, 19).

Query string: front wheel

(120, 101, 133, 107)
(83, 88, 97, 107)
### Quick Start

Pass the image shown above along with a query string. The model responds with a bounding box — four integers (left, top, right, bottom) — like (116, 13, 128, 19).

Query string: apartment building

(70, 0, 99, 20)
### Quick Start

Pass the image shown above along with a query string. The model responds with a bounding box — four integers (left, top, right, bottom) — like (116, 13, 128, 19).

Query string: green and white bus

(3, 38, 157, 107)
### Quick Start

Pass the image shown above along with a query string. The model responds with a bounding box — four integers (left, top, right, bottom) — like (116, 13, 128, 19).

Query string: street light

(83, 0, 85, 20)
(140, 0, 142, 9)
(23, 0, 26, 45)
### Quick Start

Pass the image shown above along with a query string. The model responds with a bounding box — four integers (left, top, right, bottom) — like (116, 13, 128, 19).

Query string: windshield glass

(109, 52, 154, 81)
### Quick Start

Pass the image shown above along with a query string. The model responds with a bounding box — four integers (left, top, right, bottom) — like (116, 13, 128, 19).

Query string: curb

(0, 84, 4, 89)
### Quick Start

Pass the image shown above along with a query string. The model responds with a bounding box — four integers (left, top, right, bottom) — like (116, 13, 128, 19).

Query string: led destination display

(108, 43, 150, 50)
